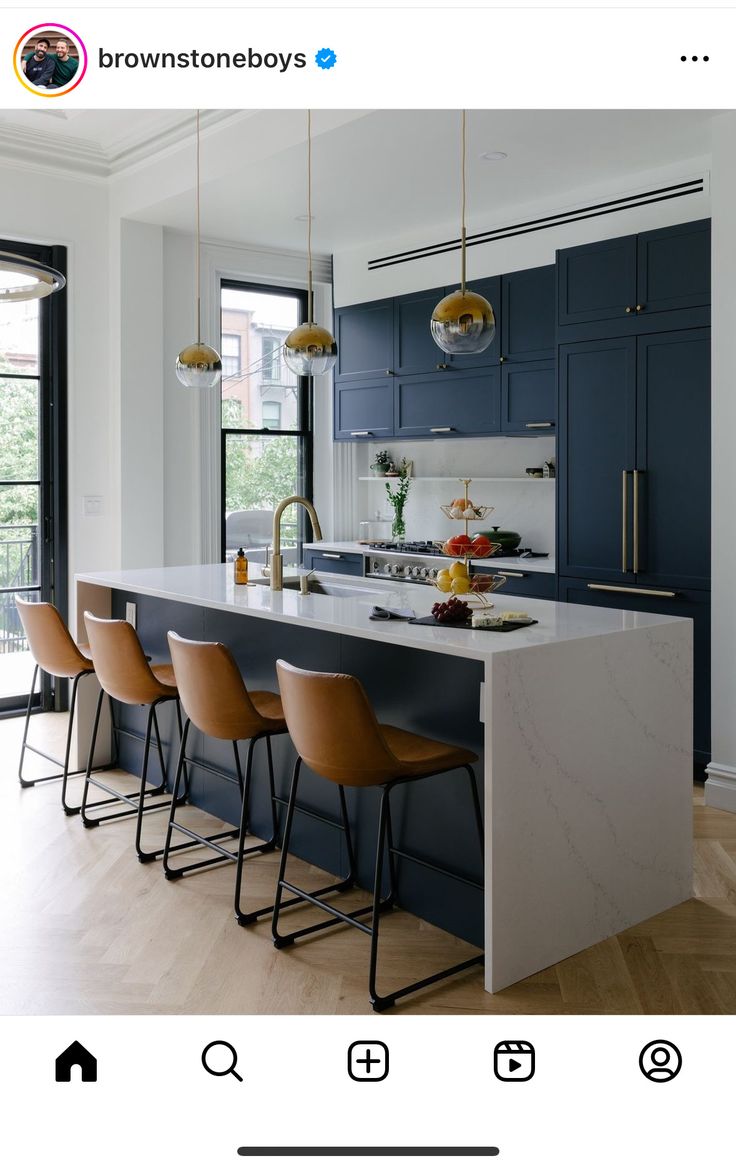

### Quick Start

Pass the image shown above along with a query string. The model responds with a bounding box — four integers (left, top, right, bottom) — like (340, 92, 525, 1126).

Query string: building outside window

(221, 332, 241, 378)
(261, 401, 282, 430)
(261, 335, 281, 382)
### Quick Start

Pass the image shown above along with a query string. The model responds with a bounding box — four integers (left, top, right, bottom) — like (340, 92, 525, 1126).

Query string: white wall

(0, 162, 117, 612)
(706, 114, 736, 811)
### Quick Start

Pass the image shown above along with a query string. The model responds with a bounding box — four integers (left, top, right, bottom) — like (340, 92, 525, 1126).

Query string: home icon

(55, 1041, 98, 1083)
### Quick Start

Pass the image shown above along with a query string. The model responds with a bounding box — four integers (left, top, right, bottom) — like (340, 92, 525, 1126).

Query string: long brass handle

(633, 469, 641, 574)
(587, 584, 677, 598)
(622, 470, 629, 573)
(499, 570, 527, 578)
(525, 422, 553, 429)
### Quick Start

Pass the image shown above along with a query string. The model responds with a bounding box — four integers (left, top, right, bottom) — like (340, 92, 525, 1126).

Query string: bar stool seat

(271, 660, 485, 1013)
(15, 596, 108, 814)
(80, 613, 188, 862)
(162, 633, 288, 914)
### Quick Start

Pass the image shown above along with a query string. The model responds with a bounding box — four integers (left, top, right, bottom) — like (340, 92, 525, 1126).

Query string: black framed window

(220, 280, 311, 565)
(0, 239, 67, 714)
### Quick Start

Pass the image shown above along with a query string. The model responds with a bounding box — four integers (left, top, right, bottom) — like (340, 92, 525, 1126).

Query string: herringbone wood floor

(2, 713, 736, 1015)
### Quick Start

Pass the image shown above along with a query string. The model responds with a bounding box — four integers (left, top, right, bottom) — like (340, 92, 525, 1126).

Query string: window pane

(221, 286, 301, 431)
(0, 300, 40, 376)
(0, 587, 40, 697)
(0, 486, 40, 590)
(224, 433, 301, 561)
(0, 378, 39, 480)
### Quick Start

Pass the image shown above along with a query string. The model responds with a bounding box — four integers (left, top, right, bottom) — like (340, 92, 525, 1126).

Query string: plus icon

(348, 1040, 389, 1082)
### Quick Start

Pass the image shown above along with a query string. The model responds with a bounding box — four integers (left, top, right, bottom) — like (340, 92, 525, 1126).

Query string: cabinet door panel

(501, 360, 555, 434)
(558, 338, 637, 581)
(637, 220, 711, 315)
(394, 368, 500, 437)
(558, 576, 710, 761)
(334, 378, 394, 440)
(635, 329, 710, 589)
(501, 265, 555, 362)
(557, 235, 637, 326)
(335, 300, 394, 381)
(445, 276, 502, 369)
(470, 570, 556, 600)
(303, 551, 364, 576)
(394, 288, 447, 375)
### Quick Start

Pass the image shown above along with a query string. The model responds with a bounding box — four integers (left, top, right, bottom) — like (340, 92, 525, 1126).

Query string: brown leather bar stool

(80, 612, 187, 862)
(15, 596, 109, 815)
(163, 632, 289, 921)
(272, 659, 485, 1013)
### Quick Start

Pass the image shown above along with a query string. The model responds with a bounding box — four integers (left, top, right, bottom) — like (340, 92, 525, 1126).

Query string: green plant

(371, 450, 391, 467)
(385, 468, 411, 539)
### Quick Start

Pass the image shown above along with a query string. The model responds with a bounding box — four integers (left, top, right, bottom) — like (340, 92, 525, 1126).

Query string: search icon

(201, 1040, 243, 1082)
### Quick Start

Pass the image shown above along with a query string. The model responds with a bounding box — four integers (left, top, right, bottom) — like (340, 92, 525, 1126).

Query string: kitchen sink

(282, 579, 379, 598)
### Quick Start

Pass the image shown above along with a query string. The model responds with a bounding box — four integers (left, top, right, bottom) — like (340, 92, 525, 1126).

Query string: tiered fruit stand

(435, 478, 508, 610)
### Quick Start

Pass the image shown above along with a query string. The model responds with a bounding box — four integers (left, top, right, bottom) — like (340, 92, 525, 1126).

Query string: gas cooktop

(366, 540, 548, 559)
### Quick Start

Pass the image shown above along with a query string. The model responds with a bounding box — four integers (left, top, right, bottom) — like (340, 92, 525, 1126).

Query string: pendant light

(431, 111, 495, 355)
(0, 251, 65, 302)
(176, 110, 222, 389)
(283, 110, 337, 377)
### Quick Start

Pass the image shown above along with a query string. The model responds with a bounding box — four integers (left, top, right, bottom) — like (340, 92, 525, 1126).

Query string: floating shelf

(358, 476, 555, 483)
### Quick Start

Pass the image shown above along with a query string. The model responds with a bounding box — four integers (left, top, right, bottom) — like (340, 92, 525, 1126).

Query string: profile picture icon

(639, 1039, 682, 1083)
(14, 24, 87, 97)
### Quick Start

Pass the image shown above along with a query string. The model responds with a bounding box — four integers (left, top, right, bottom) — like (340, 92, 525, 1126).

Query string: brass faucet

(270, 496, 323, 591)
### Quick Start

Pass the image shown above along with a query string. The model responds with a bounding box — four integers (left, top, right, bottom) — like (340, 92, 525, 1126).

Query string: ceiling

(0, 108, 719, 252)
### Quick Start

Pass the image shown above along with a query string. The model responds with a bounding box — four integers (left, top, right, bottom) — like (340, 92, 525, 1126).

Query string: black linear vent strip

(367, 177, 704, 270)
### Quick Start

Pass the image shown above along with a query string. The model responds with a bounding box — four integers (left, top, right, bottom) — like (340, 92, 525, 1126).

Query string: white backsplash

(356, 436, 556, 552)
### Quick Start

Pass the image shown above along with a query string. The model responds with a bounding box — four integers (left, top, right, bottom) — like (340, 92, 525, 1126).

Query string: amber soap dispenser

(234, 547, 248, 585)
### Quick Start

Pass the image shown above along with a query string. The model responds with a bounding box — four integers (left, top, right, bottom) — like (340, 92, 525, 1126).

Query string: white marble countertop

(77, 563, 688, 664)
(303, 540, 556, 574)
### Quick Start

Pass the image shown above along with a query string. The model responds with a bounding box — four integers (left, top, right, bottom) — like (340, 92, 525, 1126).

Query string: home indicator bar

(237, 1147, 500, 1157)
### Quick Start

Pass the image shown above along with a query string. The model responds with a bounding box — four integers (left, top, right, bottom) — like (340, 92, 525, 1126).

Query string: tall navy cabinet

(557, 221, 711, 767)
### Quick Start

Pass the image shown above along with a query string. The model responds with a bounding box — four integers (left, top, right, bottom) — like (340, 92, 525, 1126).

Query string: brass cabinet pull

(499, 356, 506, 363)
(322, 553, 342, 560)
(525, 422, 553, 429)
(633, 469, 641, 573)
(430, 426, 454, 433)
(386, 369, 394, 376)
(587, 584, 677, 598)
(435, 363, 449, 370)
(350, 430, 372, 437)
(622, 470, 629, 572)
(636, 304, 645, 312)
(500, 570, 527, 578)
(625, 306, 633, 314)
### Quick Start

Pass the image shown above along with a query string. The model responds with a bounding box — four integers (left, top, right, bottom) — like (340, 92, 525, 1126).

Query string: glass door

(0, 241, 66, 713)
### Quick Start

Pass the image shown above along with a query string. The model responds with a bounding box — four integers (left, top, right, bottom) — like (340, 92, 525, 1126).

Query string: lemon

(436, 571, 452, 593)
(451, 576, 470, 595)
(449, 560, 469, 579)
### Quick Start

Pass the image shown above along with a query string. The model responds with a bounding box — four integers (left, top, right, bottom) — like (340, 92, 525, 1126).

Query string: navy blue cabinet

(334, 377, 394, 440)
(446, 276, 502, 369)
(334, 299, 394, 381)
(473, 568, 556, 600)
(303, 549, 364, 576)
(558, 576, 711, 762)
(501, 360, 555, 435)
(558, 337, 638, 582)
(394, 368, 500, 437)
(558, 220, 710, 329)
(393, 288, 448, 375)
(501, 265, 555, 362)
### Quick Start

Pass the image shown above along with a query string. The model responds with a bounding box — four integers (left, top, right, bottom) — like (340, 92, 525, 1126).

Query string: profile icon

(639, 1040, 682, 1082)
(14, 23, 87, 97)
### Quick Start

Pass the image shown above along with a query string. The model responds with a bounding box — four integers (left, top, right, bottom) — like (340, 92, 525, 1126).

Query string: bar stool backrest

(276, 659, 401, 787)
(15, 596, 91, 679)
(83, 612, 171, 706)
(167, 630, 269, 741)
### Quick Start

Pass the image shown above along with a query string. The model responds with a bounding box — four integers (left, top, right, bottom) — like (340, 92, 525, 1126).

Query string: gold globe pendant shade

(283, 110, 337, 379)
(431, 111, 495, 356)
(431, 287, 495, 354)
(175, 342, 222, 389)
(176, 111, 222, 389)
(0, 251, 65, 302)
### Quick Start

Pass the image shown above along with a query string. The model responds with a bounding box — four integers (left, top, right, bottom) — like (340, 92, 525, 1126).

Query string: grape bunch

(431, 596, 471, 624)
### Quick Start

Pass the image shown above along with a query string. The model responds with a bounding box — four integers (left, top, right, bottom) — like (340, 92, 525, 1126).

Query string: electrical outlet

(125, 602, 137, 628)
(83, 495, 104, 517)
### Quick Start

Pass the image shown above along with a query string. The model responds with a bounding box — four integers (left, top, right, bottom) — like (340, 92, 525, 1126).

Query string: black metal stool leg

(58, 672, 82, 814)
(162, 718, 192, 877)
(271, 758, 302, 946)
(17, 663, 39, 788)
(369, 787, 394, 1012)
(466, 764, 485, 863)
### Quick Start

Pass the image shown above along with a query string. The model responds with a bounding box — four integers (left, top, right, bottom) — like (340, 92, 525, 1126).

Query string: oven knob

(403, 565, 412, 577)
(412, 566, 422, 578)
(419, 566, 430, 579)
(428, 568, 438, 581)
(390, 564, 401, 575)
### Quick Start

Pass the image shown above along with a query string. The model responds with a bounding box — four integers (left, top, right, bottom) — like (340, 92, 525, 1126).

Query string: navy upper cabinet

(557, 235, 637, 326)
(393, 288, 448, 375)
(501, 265, 556, 362)
(394, 368, 500, 438)
(636, 220, 711, 315)
(446, 276, 502, 369)
(501, 361, 555, 435)
(334, 377, 394, 440)
(635, 328, 710, 590)
(334, 299, 394, 381)
(558, 337, 638, 582)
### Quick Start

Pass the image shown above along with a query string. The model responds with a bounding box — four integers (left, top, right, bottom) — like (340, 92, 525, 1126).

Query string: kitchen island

(74, 564, 693, 994)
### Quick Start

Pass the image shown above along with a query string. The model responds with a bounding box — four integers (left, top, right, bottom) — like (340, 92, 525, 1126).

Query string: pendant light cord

(307, 108, 314, 324)
(461, 108, 467, 295)
(195, 109, 202, 344)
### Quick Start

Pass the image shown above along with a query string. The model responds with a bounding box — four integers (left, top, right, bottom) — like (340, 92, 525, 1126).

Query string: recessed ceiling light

(481, 151, 508, 162)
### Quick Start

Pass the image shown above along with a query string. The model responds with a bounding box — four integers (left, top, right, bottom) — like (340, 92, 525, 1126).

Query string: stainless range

(363, 539, 549, 586)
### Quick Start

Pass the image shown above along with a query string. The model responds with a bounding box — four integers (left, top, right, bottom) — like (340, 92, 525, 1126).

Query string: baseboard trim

(705, 762, 736, 812)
